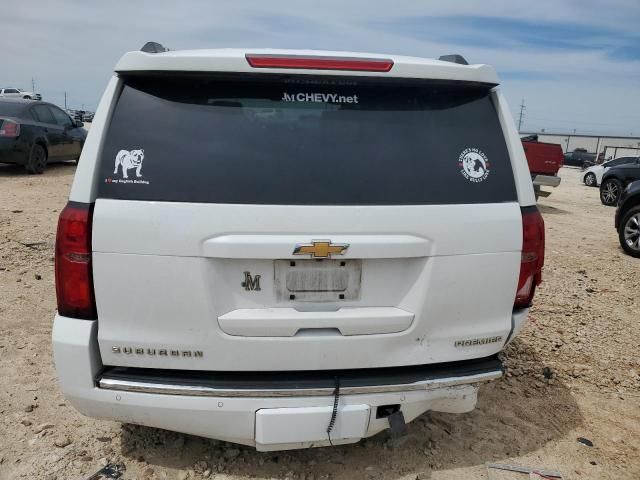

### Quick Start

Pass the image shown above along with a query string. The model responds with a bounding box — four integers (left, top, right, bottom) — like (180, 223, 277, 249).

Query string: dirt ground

(0, 164, 638, 480)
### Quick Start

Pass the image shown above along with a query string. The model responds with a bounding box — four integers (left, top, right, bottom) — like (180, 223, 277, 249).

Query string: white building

(521, 132, 640, 160)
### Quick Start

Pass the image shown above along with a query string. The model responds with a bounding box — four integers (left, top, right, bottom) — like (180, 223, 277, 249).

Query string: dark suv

(615, 181, 640, 257)
(599, 158, 640, 206)
(0, 98, 86, 173)
(564, 148, 596, 168)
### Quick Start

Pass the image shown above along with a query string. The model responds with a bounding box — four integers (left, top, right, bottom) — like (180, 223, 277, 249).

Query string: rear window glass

(98, 74, 516, 205)
(0, 102, 27, 118)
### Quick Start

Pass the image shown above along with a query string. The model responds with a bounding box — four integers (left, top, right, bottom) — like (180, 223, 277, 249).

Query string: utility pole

(64, 92, 67, 109)
(517, 99, 526, 133)
(31, 77, 35, 92)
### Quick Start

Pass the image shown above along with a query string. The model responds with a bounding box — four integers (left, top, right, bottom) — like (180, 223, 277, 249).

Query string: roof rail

(438, 54, 469, 65)
(141, 42, 168, 53)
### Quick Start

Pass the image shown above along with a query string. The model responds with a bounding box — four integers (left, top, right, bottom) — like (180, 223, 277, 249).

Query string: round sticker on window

(459, 148, 490, 183)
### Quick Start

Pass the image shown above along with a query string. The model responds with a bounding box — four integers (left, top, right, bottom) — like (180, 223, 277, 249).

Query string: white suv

(53, 44, 544, 451)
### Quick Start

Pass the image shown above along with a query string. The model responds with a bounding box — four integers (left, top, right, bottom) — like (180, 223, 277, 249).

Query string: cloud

(0, 0, 638, 134)
(375, 15, 640, 60)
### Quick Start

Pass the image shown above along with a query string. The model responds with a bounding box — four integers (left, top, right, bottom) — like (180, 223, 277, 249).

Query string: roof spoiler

(438, 54, 469, 65)
(141, 41, 168, 53)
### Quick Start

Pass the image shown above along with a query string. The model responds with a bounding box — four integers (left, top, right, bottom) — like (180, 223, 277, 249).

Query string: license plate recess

(274, 259, 362, 302)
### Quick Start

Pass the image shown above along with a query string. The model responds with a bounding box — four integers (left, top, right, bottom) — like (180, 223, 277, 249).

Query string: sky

(1, 0, 639, 136)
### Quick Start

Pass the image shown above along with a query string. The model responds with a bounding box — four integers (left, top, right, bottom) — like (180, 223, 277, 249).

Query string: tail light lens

(514, 206, 545, 308)
(55, 202, 97, 319)
(0, 119, 20, 137)
(246, 54, 394, 72)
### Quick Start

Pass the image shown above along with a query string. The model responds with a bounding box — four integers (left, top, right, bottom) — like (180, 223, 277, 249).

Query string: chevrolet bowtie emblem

(293, 240, 349, 258)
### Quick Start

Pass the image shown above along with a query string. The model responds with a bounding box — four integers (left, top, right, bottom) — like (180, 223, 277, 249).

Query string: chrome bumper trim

(532, 174, 561, 187)
(98, 370, 502, 398)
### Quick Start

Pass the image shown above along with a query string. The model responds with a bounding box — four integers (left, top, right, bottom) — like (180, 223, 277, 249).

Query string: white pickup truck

(52, 43, 544, 451)
(0, 87, 41, 100)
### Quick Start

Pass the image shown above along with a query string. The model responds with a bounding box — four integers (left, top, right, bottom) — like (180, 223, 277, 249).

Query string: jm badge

(459, 148, 490, 183)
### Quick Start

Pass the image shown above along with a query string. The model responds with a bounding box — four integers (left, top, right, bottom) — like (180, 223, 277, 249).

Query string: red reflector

(0, 120, 20, 137)
(55, 202, 97, 319)
(246, 54, 394, 72)
(514, 207, 545, 309)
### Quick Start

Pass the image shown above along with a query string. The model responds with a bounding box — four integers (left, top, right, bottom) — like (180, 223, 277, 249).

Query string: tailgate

(93, 201, 521, 371)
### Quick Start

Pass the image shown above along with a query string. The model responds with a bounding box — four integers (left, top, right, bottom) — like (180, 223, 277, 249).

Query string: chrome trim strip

(98, 371, 502, 398)
(532, 174, 561, 187)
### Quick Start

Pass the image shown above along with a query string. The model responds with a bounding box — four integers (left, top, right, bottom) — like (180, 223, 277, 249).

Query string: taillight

(514, 206, 545, 308)
(0, 119, 20, 137)
(245, 54, 394, 72)
(55, 202, 97, 319)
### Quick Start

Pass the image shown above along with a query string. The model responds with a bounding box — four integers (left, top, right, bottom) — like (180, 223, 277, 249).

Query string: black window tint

(0, 102, 28, 117)
(608, 157, 629, 167)
(49, 106, 73, 127)
(32, 105, 56, 124)
(98, 74, 516, 205)
(5, 88, 19, 94)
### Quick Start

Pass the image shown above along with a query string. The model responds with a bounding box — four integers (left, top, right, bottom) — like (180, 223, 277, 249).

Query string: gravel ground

(0, 164, 638, 480)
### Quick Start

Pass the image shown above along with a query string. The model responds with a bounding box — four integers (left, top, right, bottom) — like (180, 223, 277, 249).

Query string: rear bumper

(53, 314, 502, 450)
(532, 174, 561, 188)
(0, 140, 28, 165)
(98, 357, 502, 398)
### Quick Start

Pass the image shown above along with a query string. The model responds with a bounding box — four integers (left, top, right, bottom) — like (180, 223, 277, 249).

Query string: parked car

(82, 111, 94, 122)
(52, 44, 545, 451)
(563, 148, 596, 168)
(0, 98, 86, 173)
(66, 109, 85, 122)
(587, 152, 606, 169)
(583, 156, 640, 187)
(521, 135, 563, 198)
(600, 159, 640, 206)
(615, 181, 640, 257)
(0, 87, 41, 101)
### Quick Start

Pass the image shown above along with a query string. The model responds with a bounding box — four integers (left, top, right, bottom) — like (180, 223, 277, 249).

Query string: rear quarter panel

(616, 182, 640, 228)
(0, 122, 41, 164)
(0, 137, 26, 164)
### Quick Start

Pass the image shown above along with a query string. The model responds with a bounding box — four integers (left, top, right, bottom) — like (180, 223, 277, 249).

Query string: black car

(599, 158, 640, 206)
(615, 180, 640, 257)
(0, 98, 86, 173)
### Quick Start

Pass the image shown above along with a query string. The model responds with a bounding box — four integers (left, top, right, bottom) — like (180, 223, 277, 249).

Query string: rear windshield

(0, 102, 27, 118)
(98, 74, 516, 205)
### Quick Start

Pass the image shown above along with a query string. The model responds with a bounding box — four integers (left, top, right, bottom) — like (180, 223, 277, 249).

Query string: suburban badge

(111, 346, 203, 357)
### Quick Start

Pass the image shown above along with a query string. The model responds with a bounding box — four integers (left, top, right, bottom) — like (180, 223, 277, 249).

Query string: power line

(517, 99, 526, 133)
